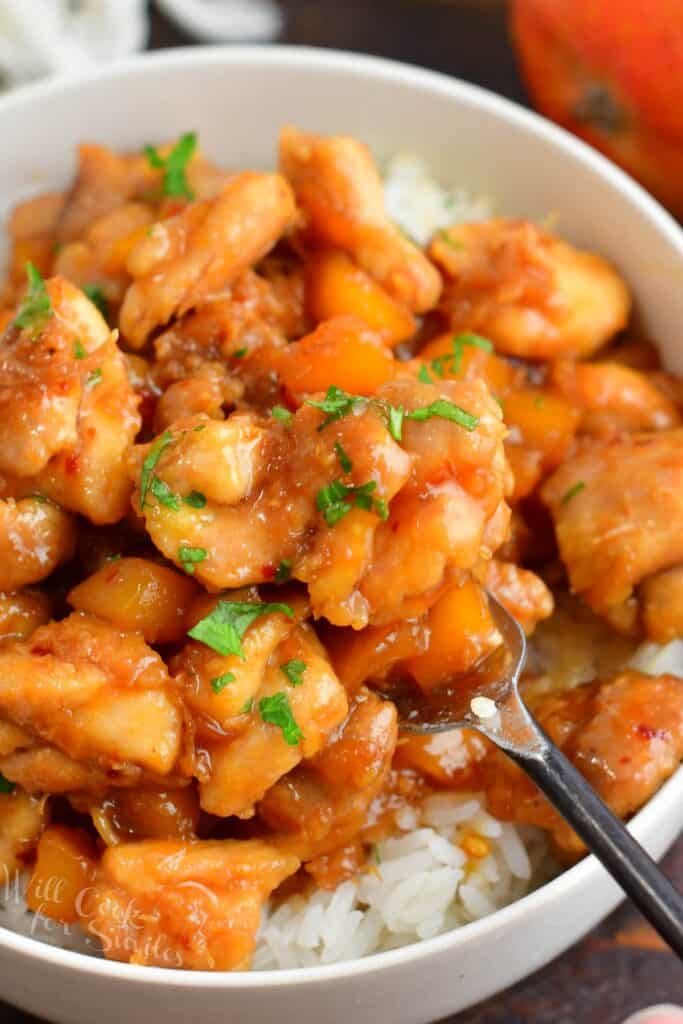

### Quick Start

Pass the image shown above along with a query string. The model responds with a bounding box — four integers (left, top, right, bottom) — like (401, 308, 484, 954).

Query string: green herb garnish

(150, 477, 181, 511)
(334, 441, 353, 473)
(73, 339, 86, 360)
(144, 132, 197, 200)
(188, 601, 295, 659)
(0, 773, 15, 794)
(272, 405, 293, 423)
(561, 481, 586, 506)
(240, 698, 254, 714)
(316, 478, 385, 526)
(179, 545, 207, 575)
(418, 364, 433, 385)
(86, 367, 103, 388)
(306, 386, 365, 429)
(211, 672, 236, 694)
(280, 659, 307, 687)
(83, 284, 109, 320)
(14, 263, 52, 335)
(275, 559, 292, 583)
(438, 229, 464, 250)
(139, 430, 174, 511)
(405, 399, 478, 432)
(232, 347, 248, 358)
(259, 692, 304, 746)
(183, 490, 207, 509)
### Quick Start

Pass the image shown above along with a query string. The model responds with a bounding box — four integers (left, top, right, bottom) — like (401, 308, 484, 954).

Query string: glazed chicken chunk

(83, 839, 299, 970)
(541, 429, 683, 635)
(0, 613, 183, 792)
(430, 218, 630, 360)
(174, 596, 349, 817)
(484, 671, 683, 856)
(280, 126, 441, 313)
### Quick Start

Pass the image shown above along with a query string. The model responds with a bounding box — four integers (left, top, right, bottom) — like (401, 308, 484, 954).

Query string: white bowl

(1, 45, 682, 1024)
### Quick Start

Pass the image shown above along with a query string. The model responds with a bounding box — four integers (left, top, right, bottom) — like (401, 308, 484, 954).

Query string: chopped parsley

(144, 132, 197, 200)
(306, 386, 365, 429)
(83, 284, 109, 320)
(232, 347, 248, 358)
(561, 481, 586, 506)
(188, 600, 294, 659)
(405, 399, 479, 432)
(373, 844, 382, 866)
(259, 692, 304, 746)
(316, 478, 386, 526)
(183, 490, 206, 509)
(179, 545, 207, 575)
(272, 405, 293, 423)
(307, 385, 479, 443)
(0, 773, 15, 794)
(418, 364, 433, 385)
(210, 672, 236, 694)
(280, 659, 306, 687)
(431, 332, 493, 377)
(73, 339, 86, 360)
(386, 404, 405, 442)
(240, 698, 254, 714)
(14, 263, 52, 335)
(86, 367, 103, 388)
(150, 476, 180, 511)
(139, 430, 175, 511)
(275, 559, 292, 583)
(334, 441, 353, 473)
(438, 229, 464, 250)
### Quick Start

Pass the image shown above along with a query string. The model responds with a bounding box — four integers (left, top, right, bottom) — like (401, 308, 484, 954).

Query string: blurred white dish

(0, 45, 681, 1024)
(155, 0, 283, 42)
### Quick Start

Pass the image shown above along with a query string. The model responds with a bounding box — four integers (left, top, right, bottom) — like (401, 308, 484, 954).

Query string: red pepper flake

(65, 452, 79, 476)
(261, 564, 277, 581)
(636, 723, 668, 741)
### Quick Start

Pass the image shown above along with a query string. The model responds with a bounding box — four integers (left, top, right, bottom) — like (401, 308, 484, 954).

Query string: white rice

(383, 152, 492, 246)
(253, 789, 555, 970)
(1, 161, 681, 972)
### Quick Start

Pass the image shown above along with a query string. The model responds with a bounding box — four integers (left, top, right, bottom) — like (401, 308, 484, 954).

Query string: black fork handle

(511, 739, 683, 959)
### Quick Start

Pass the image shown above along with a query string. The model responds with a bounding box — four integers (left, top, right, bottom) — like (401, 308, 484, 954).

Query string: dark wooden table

(2, 3, 682, 1022)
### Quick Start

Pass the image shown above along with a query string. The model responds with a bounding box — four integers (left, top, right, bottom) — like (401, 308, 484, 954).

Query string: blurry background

(0, 1, 682, 1022)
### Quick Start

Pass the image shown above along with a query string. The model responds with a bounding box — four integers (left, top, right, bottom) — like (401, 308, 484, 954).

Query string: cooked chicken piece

(0, 745, 111, 795)
(120, 173, 298, 347)
(3, 191, 65, 304)
(0, 588, 52, 641)
(0, 276, 107, 479)
(541, 430, 683, 617)
(129, 403, 410, 599)
(175, 604, 348, 818)
(54, 202, 155, 309)
(258, 690, 398, 867)
(484, 671, 683, 856)
(153, 363, 240, 432)
(280, 126, 441, 313)
(82, 839, 299, 970)
(0, 276, 140, 523)
(640, 566, 683, 644)
(152, 271, 296, 391)
(339, 377, 509, 625)
(0, 613, 182, 785)
(476, 560, 554, 635)
(551, 360, 680, 438)
(0, 498, 75, 591)
(0, 787, 47, 878)
(57, 144, 157, 243)
(430, 219, 630, 360)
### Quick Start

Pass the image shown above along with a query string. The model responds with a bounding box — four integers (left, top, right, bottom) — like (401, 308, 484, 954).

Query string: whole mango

(510, 0, 683, 218)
